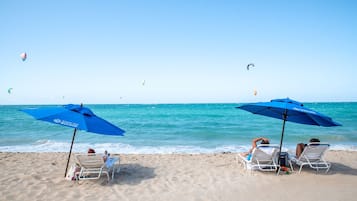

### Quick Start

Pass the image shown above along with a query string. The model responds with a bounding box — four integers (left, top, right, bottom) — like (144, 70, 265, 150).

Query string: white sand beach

(1, 151, 357, 201)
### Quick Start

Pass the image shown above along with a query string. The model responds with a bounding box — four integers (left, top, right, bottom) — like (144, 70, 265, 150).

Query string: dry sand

(1, 151, 356, 201)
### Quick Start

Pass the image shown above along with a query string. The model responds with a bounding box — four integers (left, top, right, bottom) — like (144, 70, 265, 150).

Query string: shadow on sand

(109, 163, 156, 185)
(327, 162, 357, 176)
(291, 162, 357, 176)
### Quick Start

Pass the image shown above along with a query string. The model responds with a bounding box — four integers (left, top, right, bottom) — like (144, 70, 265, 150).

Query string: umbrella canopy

(237, 98, 341, 165)
(22, 104, 125, 177)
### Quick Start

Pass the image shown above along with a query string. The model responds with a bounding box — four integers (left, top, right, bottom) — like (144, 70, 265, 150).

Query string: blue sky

(1, 0, 356, 104)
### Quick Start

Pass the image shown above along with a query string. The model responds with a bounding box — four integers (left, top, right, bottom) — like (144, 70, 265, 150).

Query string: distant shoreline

(1, 101, 357, 106)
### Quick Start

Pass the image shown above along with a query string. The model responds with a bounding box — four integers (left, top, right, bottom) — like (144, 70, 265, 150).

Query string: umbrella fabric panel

(22, 107, 88, 130)
(22, 107, 68, 120)
(40, 111, 88, 130)
(238, 105, 319, 125)
(84, 116, 125, 135)
(21, 104, 125, 135)
(238, 99, 341, 127)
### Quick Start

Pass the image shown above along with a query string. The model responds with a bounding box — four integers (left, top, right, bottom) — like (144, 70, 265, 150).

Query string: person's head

(261, 139, 270, 144)
(88, 148, 96, 154)
(309, 138, 320, 143)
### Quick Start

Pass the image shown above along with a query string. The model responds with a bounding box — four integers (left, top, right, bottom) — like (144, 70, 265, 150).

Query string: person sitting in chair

(241, 137, 270, 160)
(87, 148, 96, 154)
(295, 138, 320, 158)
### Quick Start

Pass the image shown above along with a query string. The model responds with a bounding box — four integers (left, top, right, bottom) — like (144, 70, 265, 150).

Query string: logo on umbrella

(53, 119, 79, 128)
(292, 107, 317, 115)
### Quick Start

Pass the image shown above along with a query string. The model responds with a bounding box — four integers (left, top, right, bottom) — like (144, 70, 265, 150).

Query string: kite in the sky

(142, 80, 146, 86)
(246, 63, 255, 70)
(20, 52, 27, 61)
(253, 89, 257, 96)
(7, 88, 13, 94)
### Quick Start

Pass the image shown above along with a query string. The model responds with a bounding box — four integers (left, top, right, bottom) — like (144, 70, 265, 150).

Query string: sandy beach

(1, 151, 356, 201)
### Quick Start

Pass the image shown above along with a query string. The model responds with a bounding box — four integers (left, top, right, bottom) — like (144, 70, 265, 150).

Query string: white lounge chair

(75, 154, 111, 181)
(237, 144, 280, 175)
(290, 143, 331, 173)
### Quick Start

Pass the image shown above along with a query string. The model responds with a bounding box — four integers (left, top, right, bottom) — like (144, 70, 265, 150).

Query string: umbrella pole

(278, 112, 287, 170)
(64, 128, 77, 177)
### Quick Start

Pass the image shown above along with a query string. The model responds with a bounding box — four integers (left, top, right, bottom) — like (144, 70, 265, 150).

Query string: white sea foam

(0, 141, 356, 154)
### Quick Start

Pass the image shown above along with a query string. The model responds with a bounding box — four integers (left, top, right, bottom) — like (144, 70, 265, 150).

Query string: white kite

(20, 52, 27, 61)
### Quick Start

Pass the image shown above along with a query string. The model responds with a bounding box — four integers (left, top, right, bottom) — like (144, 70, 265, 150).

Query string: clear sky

(1, 0, 356, 105)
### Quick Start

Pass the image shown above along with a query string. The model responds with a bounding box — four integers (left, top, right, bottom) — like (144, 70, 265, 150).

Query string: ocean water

(0, 103, 356, 154)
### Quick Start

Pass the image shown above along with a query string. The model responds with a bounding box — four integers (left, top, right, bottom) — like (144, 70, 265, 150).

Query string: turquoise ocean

(0, 103, 356, 154)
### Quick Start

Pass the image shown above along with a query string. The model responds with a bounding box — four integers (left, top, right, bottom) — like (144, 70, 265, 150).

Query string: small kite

(7, 88, 13, 94)
(246, 63, 255, 70)
(20, 52, 27, 61)
(142, 80, 146, 86)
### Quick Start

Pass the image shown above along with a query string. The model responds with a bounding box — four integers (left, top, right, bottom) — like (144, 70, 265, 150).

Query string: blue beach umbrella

(22, 104, 125, 177)
(236, 98, 341, 165)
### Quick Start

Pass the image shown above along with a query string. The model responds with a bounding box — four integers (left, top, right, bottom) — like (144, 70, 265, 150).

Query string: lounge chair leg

(325, 167, 330, 173)
(325, 163, 331, 173)
(299, 165, 303, 174)
(276, 167, 281, 176)
(289, 161, 294, 172)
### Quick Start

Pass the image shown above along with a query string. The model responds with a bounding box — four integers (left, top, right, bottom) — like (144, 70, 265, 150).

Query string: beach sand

(1, 151, 356, 201)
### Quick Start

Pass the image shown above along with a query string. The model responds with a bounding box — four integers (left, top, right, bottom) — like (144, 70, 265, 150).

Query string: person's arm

(245, 137, 268, 155)
(246, 137, 262, 154)
(251, 137, 264, 148)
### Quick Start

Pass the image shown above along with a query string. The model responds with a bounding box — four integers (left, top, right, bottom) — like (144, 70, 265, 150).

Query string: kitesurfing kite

(253, 89, 257, 96)
(246, 63, 255, 70)
(20, 52, 27, 61)
(142, 80, 146, 86)
(7, 88, 13, 94)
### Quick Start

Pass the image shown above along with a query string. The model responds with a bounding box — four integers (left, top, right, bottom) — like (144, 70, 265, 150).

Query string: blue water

(0, 103, 356, 153)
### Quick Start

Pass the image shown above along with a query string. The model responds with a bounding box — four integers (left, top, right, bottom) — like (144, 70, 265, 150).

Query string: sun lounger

(75, 154, 112, 181)
(237, 144, 280, 175)
(290, 143, 331, 173)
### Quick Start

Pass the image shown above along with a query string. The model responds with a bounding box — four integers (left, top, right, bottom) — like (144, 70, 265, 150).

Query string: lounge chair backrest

(299, 143, 330, 162)
(251, 145, 279, 164)
(75, 154, 105, 169)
